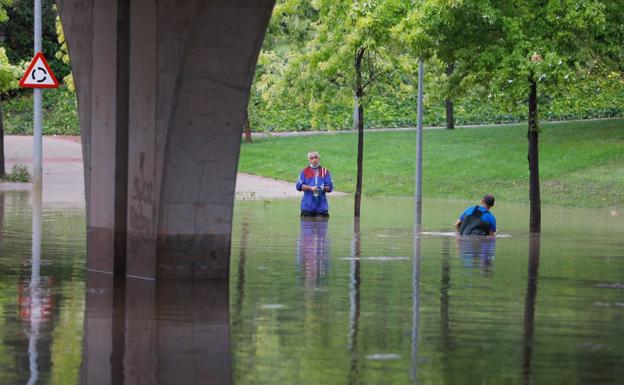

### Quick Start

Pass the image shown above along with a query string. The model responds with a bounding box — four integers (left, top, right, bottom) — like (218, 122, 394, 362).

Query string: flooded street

(0, 192, 623, 384)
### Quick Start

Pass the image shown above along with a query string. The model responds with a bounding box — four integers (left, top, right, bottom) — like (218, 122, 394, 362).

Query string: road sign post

(18, 51, 59, 198)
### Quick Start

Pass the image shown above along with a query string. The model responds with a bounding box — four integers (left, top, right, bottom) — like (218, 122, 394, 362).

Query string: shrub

(3, 163, 31, 182)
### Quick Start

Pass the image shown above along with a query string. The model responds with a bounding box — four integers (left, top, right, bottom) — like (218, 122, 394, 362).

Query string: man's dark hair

(483, 194, 495, 207)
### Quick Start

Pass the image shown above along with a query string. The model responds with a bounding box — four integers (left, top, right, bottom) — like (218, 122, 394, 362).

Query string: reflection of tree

(0, 192, 4, 239)
(440, 238, 454, 352)
(348, 218, 361, 385)
(411, 223, 422, 384)
(523, 234, 541, 385)
(231, 216, 257, 385)
(234, 217, 251, 327)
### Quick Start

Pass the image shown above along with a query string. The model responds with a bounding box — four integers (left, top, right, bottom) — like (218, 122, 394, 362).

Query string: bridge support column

(57, 0, 275, 279)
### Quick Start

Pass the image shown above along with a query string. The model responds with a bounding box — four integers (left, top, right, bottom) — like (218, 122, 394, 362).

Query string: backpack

(459, 206, 491, 236)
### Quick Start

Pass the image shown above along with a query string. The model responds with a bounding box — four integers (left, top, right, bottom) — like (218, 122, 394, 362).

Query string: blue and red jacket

(296, 165, 333, 212)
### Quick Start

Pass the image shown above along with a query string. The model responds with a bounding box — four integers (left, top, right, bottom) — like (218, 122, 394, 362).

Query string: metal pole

(415, 57, 424, 227)
(33, 0, 42, 195)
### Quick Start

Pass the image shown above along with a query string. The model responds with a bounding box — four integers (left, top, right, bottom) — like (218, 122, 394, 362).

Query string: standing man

(296, 151, 333, 217)
(454, 194, 497, 236)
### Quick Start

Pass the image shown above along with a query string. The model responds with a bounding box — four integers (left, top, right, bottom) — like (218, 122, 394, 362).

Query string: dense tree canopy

(251, 0, 623, 132)
(2, 0, 68, 78)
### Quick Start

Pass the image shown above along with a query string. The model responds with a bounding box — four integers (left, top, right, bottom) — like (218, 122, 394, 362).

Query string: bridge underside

(57, 0, 275, 280)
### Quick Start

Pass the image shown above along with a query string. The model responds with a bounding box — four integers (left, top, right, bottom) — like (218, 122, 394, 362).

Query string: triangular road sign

(19, 52, 60, 89)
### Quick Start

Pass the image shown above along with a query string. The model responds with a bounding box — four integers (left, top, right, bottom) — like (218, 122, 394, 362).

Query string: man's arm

(296, 171, 309, 191)
(454, 219, 462, 231)
(323, 170, 333, 192)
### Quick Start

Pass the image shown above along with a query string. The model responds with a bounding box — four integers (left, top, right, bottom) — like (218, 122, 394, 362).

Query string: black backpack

(459, 206, 491, 236)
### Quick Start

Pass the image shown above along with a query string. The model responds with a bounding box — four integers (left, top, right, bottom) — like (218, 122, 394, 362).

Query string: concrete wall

(57, 0, 275, 280)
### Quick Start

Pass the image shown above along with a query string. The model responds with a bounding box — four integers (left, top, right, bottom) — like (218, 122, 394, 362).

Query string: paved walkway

(1, 135, 344, 203)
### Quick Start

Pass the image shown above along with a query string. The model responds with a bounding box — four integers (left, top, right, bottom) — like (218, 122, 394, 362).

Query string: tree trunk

(527, 76, 540, 233)
(0, 102, 5, 179)
(354, 47, 365, 218)
(243, 110, 252, 143)
(445, 62, 455, 130)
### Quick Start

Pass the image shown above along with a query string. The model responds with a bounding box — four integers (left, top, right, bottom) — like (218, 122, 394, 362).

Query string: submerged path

(1, 135, 343, 203)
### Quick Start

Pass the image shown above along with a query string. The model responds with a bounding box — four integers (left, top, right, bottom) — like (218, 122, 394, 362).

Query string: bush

(249, 74, 624, 131)
(3, 86, 79, 135)
(3, 163, 31, 182)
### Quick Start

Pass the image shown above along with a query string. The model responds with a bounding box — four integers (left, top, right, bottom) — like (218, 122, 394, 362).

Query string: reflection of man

(454, 194, 497, 236)
(296, 219, 330, 287)
(457, 236, 496, 272)
(296, 151, 333, 217)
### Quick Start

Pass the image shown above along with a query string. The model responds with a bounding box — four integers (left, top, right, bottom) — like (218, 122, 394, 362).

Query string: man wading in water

(454, 194, 497, 236)
(296, 151, 333, 217)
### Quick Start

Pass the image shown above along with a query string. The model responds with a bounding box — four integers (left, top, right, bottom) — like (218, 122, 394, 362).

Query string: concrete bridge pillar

(57, 0, 275, 279)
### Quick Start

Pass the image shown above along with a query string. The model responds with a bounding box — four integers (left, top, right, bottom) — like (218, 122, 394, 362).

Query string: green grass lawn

(238, 119, 624, 208)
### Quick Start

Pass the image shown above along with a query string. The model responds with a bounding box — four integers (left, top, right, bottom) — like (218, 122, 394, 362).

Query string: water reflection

(296, 218, 330, 287)
(233, 216, 251, 330)
(1, 197, 623, 384)
(439, 238, 454, 351)
(0, 192, 4, 235)
(456, 236, 496, 275)
(348, 219, 361, 385)
(522, 234, 541, 385)
(80, 273, 231, 385)
(411, 223, 422, 384)
(25, 190, 45, 385)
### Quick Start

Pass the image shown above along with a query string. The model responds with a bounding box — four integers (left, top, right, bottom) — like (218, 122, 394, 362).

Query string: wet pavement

(1, 135, 346, 203)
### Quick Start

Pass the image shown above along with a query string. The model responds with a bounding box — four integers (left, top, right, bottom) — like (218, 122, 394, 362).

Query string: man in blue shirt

(454, 194, 497, 236)
(296, 151, 334, 217)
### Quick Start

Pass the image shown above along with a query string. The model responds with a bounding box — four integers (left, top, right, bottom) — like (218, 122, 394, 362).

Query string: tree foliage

(2, 0, 69, 78)
(0, 47, 20, 93)
(54, 12, 73, 91)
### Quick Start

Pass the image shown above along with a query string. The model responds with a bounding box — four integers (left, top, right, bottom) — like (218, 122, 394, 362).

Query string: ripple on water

(261, 304, 285, 310)
(340, 256, 410, 261)
(366, 353, 401, 361)
(595, 283, 624, 289)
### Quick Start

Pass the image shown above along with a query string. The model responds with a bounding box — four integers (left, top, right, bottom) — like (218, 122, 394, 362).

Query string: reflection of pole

(412, 221, 422, 384)
(522, 234, 541, 385)
(440, 238, 452, 350)
(348, 218, 361, 385)
(33, 0, 43, 195)
(413, 62, 425, 383)
(415, 57, 424, 226)
(28, 186, 42, 385)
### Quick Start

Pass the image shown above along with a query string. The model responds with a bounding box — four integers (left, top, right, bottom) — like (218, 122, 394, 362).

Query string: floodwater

(0, 191, 623, 384)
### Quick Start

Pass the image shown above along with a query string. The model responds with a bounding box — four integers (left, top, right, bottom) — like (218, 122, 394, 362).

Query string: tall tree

(0, 0, 23, 179)
(397, 0, 610, 233)
(0, 48, 21, 179)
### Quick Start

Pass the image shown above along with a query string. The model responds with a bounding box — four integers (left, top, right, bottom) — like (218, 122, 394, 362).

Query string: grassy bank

(239, 119, 624, 208)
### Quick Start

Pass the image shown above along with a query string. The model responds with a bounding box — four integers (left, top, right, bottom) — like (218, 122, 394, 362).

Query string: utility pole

(415, 58, 424, 228)
(33, 0, 43, 197)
